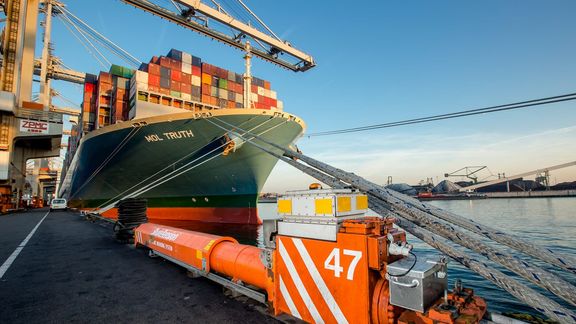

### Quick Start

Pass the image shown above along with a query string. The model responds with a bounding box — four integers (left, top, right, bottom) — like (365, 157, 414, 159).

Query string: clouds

(262, 125, 576, 192)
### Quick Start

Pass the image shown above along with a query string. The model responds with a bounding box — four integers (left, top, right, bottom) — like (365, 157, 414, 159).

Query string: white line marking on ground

(0, 211, 50, 279)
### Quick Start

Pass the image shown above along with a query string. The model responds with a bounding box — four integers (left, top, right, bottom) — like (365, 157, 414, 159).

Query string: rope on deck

(203, 117, 576, 323)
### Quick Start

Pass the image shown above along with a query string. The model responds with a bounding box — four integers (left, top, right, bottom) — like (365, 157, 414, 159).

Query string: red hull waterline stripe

(84, 207, 262, 225)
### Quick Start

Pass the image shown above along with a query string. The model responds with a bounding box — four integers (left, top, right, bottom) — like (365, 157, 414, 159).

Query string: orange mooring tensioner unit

(134, 187, 486, 323)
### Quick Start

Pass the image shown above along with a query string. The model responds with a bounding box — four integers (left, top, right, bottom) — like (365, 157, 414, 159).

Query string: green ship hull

(59, 108, 305, 224)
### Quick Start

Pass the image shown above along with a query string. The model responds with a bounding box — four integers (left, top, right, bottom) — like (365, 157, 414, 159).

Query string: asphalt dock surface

(0, 209, 276, 323)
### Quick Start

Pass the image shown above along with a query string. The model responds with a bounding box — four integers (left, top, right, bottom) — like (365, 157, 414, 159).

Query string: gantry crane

(444, 166, 487, 184)
(458, 161, 576, 192)
(120, 0, 315, 72)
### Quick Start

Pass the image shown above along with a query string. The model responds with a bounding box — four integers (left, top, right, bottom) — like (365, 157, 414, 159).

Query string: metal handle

(391, 279, 419, 288)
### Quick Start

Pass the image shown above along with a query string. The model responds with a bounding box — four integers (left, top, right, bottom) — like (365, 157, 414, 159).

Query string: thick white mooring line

(0, 211, 50, 279)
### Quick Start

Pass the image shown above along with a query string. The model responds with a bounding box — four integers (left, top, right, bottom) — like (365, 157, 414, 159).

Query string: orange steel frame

(134, 218, 486, 323)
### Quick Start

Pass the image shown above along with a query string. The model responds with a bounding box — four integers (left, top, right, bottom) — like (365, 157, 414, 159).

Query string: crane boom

(120, 0, 315, 72)
(459, 161, 576, 192)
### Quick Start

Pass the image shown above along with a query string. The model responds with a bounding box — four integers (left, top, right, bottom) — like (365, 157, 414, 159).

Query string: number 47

(324, 248, 362, 280)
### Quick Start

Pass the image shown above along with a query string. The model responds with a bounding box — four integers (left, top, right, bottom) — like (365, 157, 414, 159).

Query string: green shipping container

(122, 66, 135, 79)
(218, 78, 227, 89)
(170, 90, 181, 98)
(109, 64, 124, 76)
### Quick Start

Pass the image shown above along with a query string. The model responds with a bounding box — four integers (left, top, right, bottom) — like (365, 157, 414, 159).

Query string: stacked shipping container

(201, 62, 244, 108)
(81, 49, 283, 132)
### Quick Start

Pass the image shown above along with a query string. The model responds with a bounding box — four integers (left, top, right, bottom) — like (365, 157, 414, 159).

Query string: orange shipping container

(148, 63, 161, 75)
(263, 80, 271, 90)
(227, 101, 236, 108)
(171, 70, 181, 82)
(202, 73, 212, 85)
(148, 74, 160, 87)
(201, 83, 210, 95)
(210, 97, 218, 106)
(201, 94, 211, 103)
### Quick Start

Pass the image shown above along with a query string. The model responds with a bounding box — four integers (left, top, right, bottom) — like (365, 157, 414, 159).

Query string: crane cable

(55, 4, 141, 68)
(308, 92, 576, 137)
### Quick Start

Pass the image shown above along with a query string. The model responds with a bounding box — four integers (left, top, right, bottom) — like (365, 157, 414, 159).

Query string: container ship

(58, 49, 305, 224)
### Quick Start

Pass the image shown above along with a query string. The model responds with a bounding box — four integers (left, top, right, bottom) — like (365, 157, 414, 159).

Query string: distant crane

(444, 166, 487, 184)
(458, 161, 576, 192)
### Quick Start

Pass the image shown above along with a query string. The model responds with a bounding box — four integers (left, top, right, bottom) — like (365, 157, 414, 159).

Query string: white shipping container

(250, 93, 258, 102)
(182, 52, 192, 64)
(134, 70, 148, 84)
(270, 90, 277, 100)
(235, 93, 243, 103)
(257, 86, 265, 96)
(191, 75, 201, 87)
(277, 100, 284, 110)
(181, 62, 192, 74)
(181, 93, 192, 100)
(218, 89, 228, 100)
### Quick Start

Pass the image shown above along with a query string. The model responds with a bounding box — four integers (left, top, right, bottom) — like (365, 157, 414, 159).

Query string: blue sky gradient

(43, 1, 576, 190)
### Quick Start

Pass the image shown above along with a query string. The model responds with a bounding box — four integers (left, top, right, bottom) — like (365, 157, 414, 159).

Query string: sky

(38, 0, 576, 192)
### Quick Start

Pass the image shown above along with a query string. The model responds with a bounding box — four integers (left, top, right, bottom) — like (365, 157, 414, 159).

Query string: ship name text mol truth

(145, 130, 194, 142)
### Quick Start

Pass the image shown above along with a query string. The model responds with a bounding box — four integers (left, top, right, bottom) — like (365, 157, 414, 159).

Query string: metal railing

(16, 108, 63, 124)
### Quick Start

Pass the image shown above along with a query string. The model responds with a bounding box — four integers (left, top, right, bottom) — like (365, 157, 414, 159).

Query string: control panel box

(387, 257, 447, 312)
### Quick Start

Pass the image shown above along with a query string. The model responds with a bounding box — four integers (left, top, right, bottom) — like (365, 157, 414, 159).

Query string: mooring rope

(205, 117, 576, 323)
(93, 115, 272, 211)
(95, 115, 288, 214)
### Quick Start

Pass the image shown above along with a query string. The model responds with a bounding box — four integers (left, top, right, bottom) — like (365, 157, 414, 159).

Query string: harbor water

(159, 197, 576, 317)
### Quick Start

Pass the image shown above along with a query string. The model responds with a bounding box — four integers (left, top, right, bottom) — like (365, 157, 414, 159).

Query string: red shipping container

(181, 83, 192, 94)
(218, 68, 228, 79)
(148, 85, 160, 93)
(150, 56, 159, 64)
(148, 63, 161, 75)
(181, 72, 191, 84)
(171, 70, 181, 82)
(116, 89, 126, 98)
(251, 85, 258, 93)
(202, 83, 211, 95)
(148, 74, 161, 87)
(171, 80, 181, 91)
(170, 58, 182, 71)
(264, 80, 271, 90)
(201, 94, 211, 103)
(227, 101, 236, 108)
(270, 98, 277, 107)
(192, 66, 201, 76)
(84, 83, 94, 92)
(202, 63, 213, 75)
(159, 57, 171, 67)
